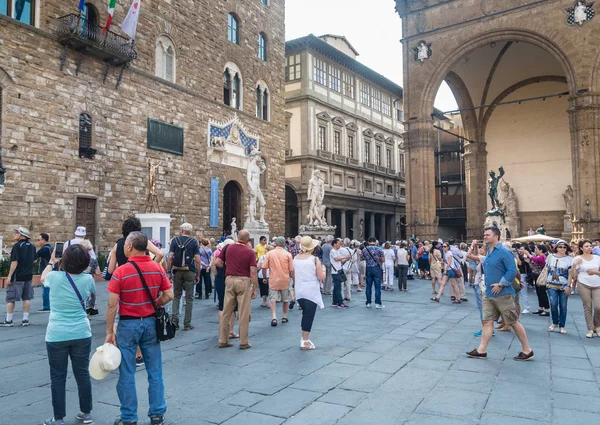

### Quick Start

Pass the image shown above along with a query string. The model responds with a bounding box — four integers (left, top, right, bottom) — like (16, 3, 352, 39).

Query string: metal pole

(437, 127, 441, 207)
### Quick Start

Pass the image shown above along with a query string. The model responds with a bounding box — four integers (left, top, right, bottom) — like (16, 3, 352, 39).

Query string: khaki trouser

(578, 283, 600, 331)
(219, 276, 252, 346)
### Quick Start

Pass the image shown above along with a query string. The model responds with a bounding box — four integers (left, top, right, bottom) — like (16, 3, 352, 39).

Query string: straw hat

(300, 236, 320, 252)
(89, 343, 122, 380)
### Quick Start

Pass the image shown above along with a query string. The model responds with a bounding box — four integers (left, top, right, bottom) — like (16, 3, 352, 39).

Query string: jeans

(116, 317, 166, 422)
(332, 273, 343, 305)
(42, 285, 51, 310)
(172, 270, 195, 326)
(46, 337, 92, 420)
(473, 286, 483, 321)
(196, 269, 212, 298)
(298, 298, 317, 332)
(365, 266, 383, 305)
(397, 265, 408, 290)
(547, 288, 568, 328)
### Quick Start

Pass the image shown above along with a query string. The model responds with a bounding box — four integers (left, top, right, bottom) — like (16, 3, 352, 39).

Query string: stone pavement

(1, 279, 599, 425)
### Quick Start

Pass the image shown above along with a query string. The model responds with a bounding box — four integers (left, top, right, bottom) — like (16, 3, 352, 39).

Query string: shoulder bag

(130, 261, 176, 342)
(65, 272, 87, 313)
(330, 251, 347, 282)
(536, 255, 550, 287)
(365, 246, 383, 269)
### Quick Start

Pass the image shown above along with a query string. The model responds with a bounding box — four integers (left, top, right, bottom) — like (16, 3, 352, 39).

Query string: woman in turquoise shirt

(40, 245, 96, 425)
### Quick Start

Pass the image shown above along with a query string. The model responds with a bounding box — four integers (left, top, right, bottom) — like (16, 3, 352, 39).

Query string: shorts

(447, 269, 457, 279)
(268, 288, 290, 303)
(482, 294, 519, 325)
(6, 281, 34, 303)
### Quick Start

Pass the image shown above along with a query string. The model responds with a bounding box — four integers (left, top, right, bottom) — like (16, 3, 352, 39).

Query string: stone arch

(443, 71, 477, 141)
(591, 48, 600, 92)
(420, 29, 578, 120)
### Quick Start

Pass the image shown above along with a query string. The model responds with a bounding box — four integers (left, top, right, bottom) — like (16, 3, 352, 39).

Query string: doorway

(223, 181, 242, 236)
(285, 185, 299, 237)
(75, 197, 97, 248)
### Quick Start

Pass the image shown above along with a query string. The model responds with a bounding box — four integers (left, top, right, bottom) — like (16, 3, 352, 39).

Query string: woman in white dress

(293, 236, 326, 350)
(382, 243, 396, 291)
(572, 239, 600, 338)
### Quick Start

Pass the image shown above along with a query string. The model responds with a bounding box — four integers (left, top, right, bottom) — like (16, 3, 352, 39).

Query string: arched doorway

(223, 181, 242, 236)
(285, 185, 299, 237)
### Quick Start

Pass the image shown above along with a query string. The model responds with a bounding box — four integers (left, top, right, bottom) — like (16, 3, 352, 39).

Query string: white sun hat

(89, 343, 122, 380)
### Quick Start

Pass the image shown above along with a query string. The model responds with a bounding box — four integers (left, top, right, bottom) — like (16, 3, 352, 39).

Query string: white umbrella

(512, 234, 561, 243)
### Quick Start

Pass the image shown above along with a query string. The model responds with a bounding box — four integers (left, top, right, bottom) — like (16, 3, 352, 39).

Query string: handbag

(65, 272, 87, 313)
(331, 263, 347, 282)
(130, 261, 176, 342)
(536, 264, 550, 287)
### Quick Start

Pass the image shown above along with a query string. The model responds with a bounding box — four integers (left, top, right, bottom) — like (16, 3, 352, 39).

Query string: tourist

(63, 227, 97, 260)
(166, 223, 201, 331)
(293, 236, 326, 350)
(531, 245, 550, 316)
(430, 242, 460, 304)
(1, 227, 36, 327)
(465, 241, 494, 337)
(428, 241, 442, 294)
(467, 226, 534, 361)
(216, 230, 257, 349)
(197, 239, 213, 300)
(592, 239, 600, 256)
(211, 239, 239, 338)
(357, 241, 365, 289)
(106, 232, 173, 425)
(108, 217, 164, 274)
(572, 240, 600, 338)
(517, 245, 532, 314)
(348, 241, 361, 293)
(330, 238, 349, 308)
(527, 227, 535, 236)
(545, 240, 573, 334)
(340, 238, 354, 301)
(254, 235, 267, 261)
(321, 235, 334, 295)
(361, 237, 385, 308)
(536, 224, 546, 235)
(396, 241, 409, 292)
(78, 239, 100, 317)
(289, 235, 302, 258)
(263, 236, 294, 326)
(40, 245, 95, 425)
(37, 232, 53, 313)
(382, 242, 396, 291)
(410, 241, 419, 275)
(448, 239, 468, 302)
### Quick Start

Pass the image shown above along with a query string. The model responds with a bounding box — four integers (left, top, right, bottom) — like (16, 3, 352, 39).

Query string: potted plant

(0, 257, 10, 289)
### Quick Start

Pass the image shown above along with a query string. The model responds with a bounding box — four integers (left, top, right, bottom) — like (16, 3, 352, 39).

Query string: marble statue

(231, 217, 237, 237)
(247, 149, 267, 226)
(145, 160, 161, 213)
(575, 1, 587, 24)
(563, 185, 575, 218)
(228, 122, 242, 145)
(503, 187, 519, 219)
(488, 166, 505, 211)
(307, 170, 326, 226)
(211, 136, 226, 149)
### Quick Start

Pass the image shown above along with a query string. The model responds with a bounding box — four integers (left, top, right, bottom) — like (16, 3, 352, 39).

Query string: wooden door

(76, 198, 97, 248)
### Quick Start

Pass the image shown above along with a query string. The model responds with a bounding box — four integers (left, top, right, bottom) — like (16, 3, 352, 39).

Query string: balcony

(317, 150, 333, 160)
(333, 154, 348, 164)
(348, 158, 360, 166)
(56, 14, 137, 84)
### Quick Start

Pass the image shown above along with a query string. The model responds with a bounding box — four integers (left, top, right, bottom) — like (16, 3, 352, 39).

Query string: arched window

(80, 3, 99, 40)
(228, 13, 239, 44)
(258, 33, 267, 61)
(78, 113, 96, 159)
(255, 81, 270, 121)
(155, 36, 176, 82)
(223, 63, 243, 110)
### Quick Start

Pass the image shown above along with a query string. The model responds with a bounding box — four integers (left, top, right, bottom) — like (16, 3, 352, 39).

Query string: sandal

(451, 296, 456, 301)
(300, 339, 316, 350)
(559, 328, 567, 334)
(271, 319, 277, 327)
(282, 318, 288, 324)
(548, 324, 557, 332)
(586, 330, 594, 338)
(229, 332, 240, 339)
(452, 300, 462, 304)
(430, 297, 440, 302)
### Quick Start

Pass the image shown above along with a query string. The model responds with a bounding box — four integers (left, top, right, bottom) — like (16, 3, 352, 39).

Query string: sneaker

(375, 304, 385, 309)
(331, 303, 338, 307)
(0, 319, 13, 327)
(338, 304, 348, 309)
(184, 324, 195, 331)
(136, 357, 144, 367)
(114, 419, 137, 425)
(22, 319, 29, 327)
(365, 303, 371, 308)
(37, 308, 51, 313)
(289, 300, 295, 310)
(521, 309, 531, 314)
(76, 412, 93, 424)
(150, 417, 165, 425)
(514, 351, 535, 361)
(43, 419, 65, 425)
(466, 349, 487, 359)
(474, 330, 482, 337)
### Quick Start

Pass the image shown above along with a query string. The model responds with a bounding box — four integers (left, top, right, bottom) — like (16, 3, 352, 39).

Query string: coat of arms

(567, 1, 595, 26)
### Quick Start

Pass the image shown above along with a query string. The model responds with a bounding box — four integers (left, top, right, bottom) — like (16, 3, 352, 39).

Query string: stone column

(340, 209, 347, 238)
(568, 96, 600, 239)
(463, 142, 488, 240)
(380, 214, 386, 242)
(394, 211, 402, 241)
(369, 213, 375, 239)
(326, 208, 332, 226)
(403, 120, 438, 240)
(355, 208, 365, 240)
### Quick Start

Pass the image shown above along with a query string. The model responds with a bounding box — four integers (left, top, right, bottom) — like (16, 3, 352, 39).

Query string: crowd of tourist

(2, 221, 600, 425)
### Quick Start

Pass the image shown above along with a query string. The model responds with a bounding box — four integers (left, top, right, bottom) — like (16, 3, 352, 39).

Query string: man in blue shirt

(361, 237, 385, 309)
(321, 236, 334, 295)
(467, 226, 534, 361)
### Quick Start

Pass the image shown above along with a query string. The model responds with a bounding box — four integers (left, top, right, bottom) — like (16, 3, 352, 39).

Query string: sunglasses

(442, 245, 449, 248)
(557, 246, 567, 249)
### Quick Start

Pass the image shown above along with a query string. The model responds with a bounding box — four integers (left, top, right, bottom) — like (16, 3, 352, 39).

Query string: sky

(285, 0, 458, 112)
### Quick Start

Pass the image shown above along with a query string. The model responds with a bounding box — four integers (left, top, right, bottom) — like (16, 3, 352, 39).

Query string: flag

(121, 0, 141, 41)
(103, 0, 117, 33)
(78, 0, 85, 12)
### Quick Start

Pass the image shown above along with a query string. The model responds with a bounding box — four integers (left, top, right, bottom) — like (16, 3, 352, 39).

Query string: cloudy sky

(285, 0, 458, 112)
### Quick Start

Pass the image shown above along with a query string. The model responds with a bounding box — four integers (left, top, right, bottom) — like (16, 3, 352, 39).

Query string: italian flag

(103, 0, 117, 33)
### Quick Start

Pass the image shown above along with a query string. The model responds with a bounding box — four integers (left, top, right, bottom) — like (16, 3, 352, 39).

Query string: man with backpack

(166, 223, 201, 331)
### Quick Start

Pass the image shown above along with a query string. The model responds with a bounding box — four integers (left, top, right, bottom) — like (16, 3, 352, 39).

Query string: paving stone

(451, 357, 503, 375)
(486, 381, 552, 421)
(405, 357, 453, 372)
(316, 363, 363, 379)
(248, 388, 321, 418)
(552, 366, 596, 382)
(243, 372, 302, 395)
(404, 413, 476, 425)
(553, 408, 600, 425)
(552, 377, 600, 396)
(553, 392, 600, 413)
(435, 370, 494, 393)
(415, 388, 487, 418)
(479, 412, 545, 425)
(225, 390, 266, 408)
(284, 401, 351, 425)
(318, 389, 368, 407)
(291, 373, 345, 393)
(220, 411, 284, 425)
(339, 370, 391, 392)
(336, 351, 381, 366)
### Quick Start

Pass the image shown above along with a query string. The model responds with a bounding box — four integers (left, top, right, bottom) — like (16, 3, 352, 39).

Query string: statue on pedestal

(146, 160, 161, 213)
(246, 148, 267, 226)
(231, 217, 237, 238)
(488, 166, 504, 211)
(307, 170, 326, 226)
(563, 185, 575, 218)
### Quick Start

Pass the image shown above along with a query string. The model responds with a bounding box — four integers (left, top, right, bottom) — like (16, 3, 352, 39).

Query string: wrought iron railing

(56, 14, 137, 64)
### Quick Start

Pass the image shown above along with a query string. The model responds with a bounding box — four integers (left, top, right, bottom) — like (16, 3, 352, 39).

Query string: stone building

(396, 0, 600, 241)
(0, 0, 286, 251)
(284, 34, 407, 242)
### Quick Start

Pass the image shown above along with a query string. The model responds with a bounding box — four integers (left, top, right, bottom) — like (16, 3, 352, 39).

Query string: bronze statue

(488, 166, 505, 211)
(146, 160, 161, 213)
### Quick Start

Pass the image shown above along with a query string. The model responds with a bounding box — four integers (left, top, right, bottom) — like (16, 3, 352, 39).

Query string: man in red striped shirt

(106, 232, 173, 425)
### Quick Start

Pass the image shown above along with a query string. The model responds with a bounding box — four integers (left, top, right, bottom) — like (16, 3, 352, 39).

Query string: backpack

(172, 237, 193, 270)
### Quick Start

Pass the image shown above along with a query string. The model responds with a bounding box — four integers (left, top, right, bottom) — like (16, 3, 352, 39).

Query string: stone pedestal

(299, 224, 336, 240)
(484, 213, 509, 241)
(561, 215, 573, 241)
(244, 223, 270, 247)
(136, 213, 173, 252)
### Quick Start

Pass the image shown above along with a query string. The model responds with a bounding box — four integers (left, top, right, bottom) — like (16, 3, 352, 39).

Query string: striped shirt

(108, 256, 172, 317)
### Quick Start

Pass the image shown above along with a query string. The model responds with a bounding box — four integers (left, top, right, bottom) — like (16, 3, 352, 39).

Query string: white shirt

(293, 255, 324, 309)
(383, 249, 396, 266)
(330, 249, 343, 275)
(396, 248, 409, 265)
(575, 255, 600, 288)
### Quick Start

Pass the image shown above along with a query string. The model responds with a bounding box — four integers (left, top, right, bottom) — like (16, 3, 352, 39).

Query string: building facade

(0, 0, 286, 251)
(396, 0, 600, 241)
(284, 34, 407, 242)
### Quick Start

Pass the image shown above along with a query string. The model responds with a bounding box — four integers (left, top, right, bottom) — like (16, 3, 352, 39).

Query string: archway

(285, 185, 298, 237)
(223, 180, 242, 236)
